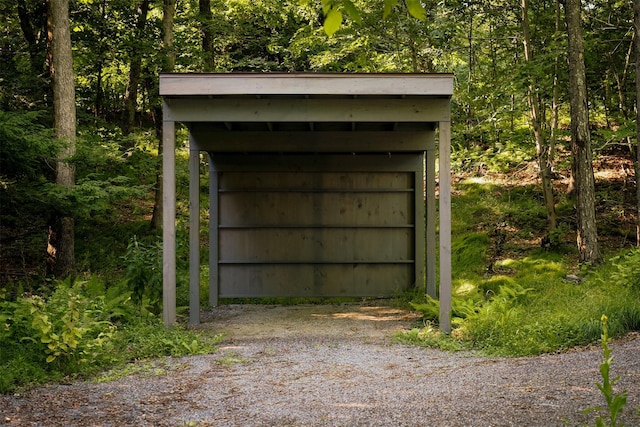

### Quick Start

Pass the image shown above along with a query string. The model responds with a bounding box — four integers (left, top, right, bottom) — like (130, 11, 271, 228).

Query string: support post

(189, 135, 200, 325)
(208, 153, 219, 307)
(162, 111, 176, 327)
(414, 153, 426, 292)
(438, 121, 452, 333)
(426, 140, 437, 298)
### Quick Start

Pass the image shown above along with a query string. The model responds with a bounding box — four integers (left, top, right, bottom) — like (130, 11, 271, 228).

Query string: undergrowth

(398, 177, 640, 357)
(0, 276, 220, 394)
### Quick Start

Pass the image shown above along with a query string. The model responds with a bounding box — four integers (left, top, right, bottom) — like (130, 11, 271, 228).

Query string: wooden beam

(438, 121, 452, 334)
(160, 73, 454, 97)
(190, 130, 436, 153)
(164, 98, 451, 123)
(210, 154, 424, 173)
(162, 113, 176, 327)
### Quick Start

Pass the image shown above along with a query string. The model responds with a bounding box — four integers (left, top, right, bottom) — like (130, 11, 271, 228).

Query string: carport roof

(159, 72, 454, 97)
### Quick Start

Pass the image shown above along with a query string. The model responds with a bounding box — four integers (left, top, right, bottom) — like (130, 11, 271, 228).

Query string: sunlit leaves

(324, 7, 343, 36)
(342, 0, 362, 25)
(383, 0, 398, 18)
(405, 0, 427, 20)
(315, 0, 426, 36)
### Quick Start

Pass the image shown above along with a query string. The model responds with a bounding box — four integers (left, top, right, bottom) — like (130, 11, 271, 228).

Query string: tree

(563, 0, 601, 263)
(47, 0, 76, 277)
(199, 0, 215, 70)
(151, 0, 176, 230)
(123, 0, 151, 135)
(521, 0, 557, 232)
(635, 0, 640, 247)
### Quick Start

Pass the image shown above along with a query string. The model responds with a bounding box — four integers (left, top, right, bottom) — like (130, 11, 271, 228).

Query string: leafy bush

(0, 276, 217, 393)
(122, 236, 163, 313)
(0, 279, 118, 391)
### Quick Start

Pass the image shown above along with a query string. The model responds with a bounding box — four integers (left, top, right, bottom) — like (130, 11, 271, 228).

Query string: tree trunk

(199, 0, 215, 71)
(564, 0, 601, 264)
(635, 0, 640, 246)
(521, 0, 557, 232)
(122, 0, 150, 135)
(151, 0, 176, 230)
(47, 0, 76, 278)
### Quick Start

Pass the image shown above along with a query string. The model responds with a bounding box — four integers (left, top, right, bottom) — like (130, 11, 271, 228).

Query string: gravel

(2, 303, 640, 427)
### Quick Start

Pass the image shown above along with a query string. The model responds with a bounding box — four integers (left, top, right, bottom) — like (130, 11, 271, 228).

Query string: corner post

(189, 134, 200, 325)
(162, 106, 176, 327)
(208, 153, 219, 307)
(425, 132, 437, 298)
(438, 121, 452, 334)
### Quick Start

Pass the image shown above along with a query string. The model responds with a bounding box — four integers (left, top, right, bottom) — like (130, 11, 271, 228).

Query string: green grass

(399, 176, 640, 357)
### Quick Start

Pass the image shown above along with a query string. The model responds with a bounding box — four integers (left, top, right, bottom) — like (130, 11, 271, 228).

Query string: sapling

(583, 315, 628, 427)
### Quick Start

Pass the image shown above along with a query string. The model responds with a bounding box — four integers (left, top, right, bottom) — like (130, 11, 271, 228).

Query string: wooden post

(189, 135, 200, 325)
(414, 153, 426, 292)
(438, 121, 452, 334)
(425, 135, 437, 298)
(208, 153, 219, 307)
(162, 110, 176, 327)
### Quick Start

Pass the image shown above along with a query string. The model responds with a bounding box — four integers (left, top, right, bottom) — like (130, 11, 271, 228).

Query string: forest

(1, 0, 640, 395)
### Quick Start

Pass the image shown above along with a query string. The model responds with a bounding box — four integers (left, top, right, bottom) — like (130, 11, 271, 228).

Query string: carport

(159, 73, 453, 332)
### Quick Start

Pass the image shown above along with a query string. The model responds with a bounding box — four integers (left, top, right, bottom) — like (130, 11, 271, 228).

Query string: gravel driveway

(2, 302, 640, 426)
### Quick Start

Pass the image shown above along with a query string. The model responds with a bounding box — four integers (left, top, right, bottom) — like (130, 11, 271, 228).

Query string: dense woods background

(1, 0, 640, 394)
(2, 0, 638, 280)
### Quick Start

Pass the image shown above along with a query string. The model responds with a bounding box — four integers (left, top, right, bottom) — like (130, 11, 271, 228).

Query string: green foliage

(606, 249, 640, 291)
(0, 278, 118, 390)
(122, 236, 163, 313)
(0, 277, 217, 394)
(403, 175, 640, 357)
(582, 315, 628, 427)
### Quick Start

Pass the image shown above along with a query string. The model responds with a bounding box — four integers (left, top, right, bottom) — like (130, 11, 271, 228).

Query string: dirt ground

(2, 302, 640, 427)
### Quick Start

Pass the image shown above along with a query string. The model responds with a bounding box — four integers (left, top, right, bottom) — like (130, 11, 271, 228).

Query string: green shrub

(0, 276, 217, 393)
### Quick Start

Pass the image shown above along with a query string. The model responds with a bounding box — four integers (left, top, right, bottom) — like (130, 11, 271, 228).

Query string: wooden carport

(159, 73, 453, 332)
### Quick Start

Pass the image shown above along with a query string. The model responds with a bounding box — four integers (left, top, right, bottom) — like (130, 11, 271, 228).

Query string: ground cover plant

(398, 149, 640, 357)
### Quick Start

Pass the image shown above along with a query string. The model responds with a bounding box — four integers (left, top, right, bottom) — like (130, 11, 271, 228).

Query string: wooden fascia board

(164, 97, 451, 123)
(190, 130, 436, 152)
(160, 73, 454, 97)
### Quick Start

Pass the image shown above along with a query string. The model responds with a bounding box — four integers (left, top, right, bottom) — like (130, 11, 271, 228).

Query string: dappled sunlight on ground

(198, 302, 422, 341)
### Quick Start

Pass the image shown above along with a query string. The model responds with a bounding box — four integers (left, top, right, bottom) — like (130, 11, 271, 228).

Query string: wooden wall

(210, 154, 424, 298)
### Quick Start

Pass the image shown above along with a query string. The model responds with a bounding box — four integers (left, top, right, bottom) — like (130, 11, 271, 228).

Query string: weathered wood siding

(211, 154, 423, 298)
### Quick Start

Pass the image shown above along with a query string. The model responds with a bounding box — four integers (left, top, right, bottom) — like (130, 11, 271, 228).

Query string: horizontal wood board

(218, 264, 413, 298)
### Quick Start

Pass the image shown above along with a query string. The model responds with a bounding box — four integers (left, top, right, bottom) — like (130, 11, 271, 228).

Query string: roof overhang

(159, 73, 454, 151)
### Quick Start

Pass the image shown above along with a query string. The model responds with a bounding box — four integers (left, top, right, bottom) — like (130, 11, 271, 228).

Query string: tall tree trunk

(522, 0, 557, 232)
(634, 0, 640, 246)
(564, 0, 601, 264)
(199, 0, 215, 71)
(151, 0, 176, 230)
(47, 0, 76, 278)
(123, 0, 151, 135)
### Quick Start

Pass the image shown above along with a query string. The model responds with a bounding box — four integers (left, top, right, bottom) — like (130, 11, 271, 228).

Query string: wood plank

(218, 264, 413, 298)
(189, 130, 436, 153)
(165, 98, 451, 123)
(219, 171, 413, 190)
(160, 73, 454, 97)
(212, 154, 423, 172)
(218, 192, 413, 226)
(219, 228, 413, 262)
